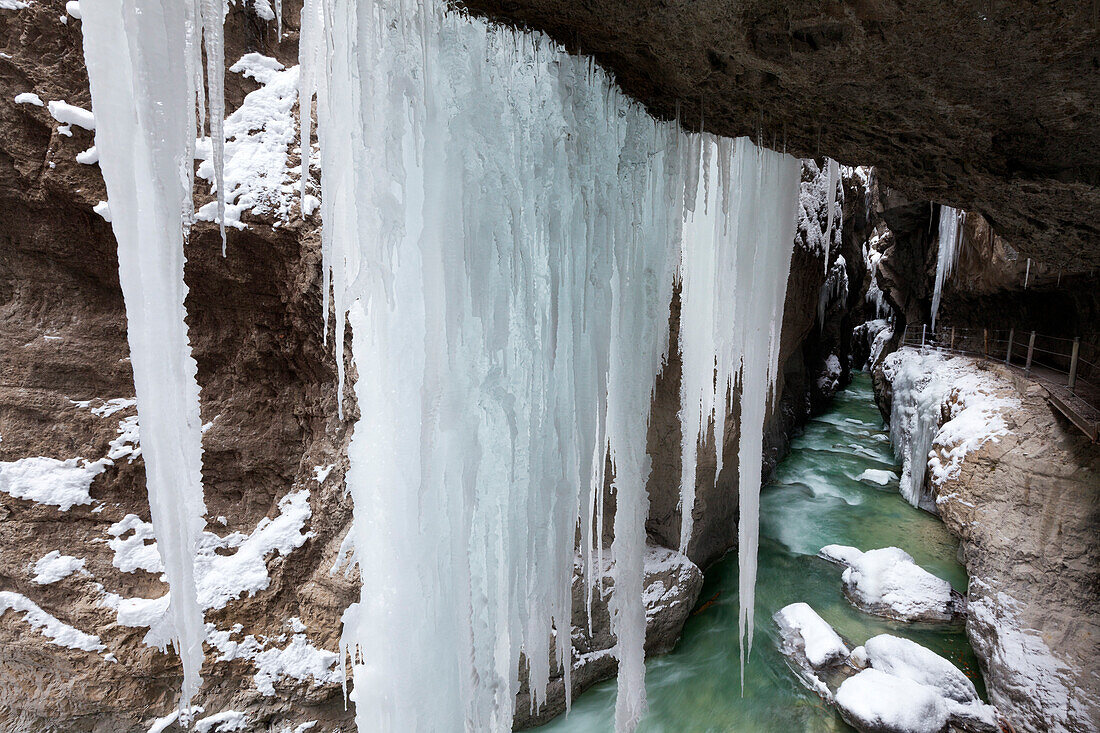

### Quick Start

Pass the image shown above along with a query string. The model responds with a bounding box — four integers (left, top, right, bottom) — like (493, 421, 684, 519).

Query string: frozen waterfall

(80, 0, 802, 728)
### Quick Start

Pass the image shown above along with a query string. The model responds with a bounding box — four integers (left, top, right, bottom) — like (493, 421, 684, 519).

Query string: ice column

(80, 0, 223, 713)
(677, 138, 800, 685)
(311, 3, 683, 730)
(931, 205, 966, 329)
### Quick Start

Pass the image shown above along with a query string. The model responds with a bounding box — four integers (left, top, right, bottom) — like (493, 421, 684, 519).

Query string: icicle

(201, 0, 227, 254)
(274, 0, 282, 38)
(823, 157, 839, 272)
(1025, 258, 1031, 288)
(931, 205, 966, 330)
(677, 138, 800, 689)
(80, 0, 214, 715)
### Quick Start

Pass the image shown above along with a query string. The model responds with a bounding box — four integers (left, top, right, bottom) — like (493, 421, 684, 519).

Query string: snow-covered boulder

(774, 602, 850, 699)
(864, 634, 977, 703)
(837, 636, 1000, 733)
(836, 668, 950, 733)
(776, 603, 850, 667)
(818, 545, 963, 622)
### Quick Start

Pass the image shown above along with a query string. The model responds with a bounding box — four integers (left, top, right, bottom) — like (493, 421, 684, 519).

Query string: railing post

(1069, 337, 1080, 393)
(1005, 328, 1014, 365)
(983, 329, 989, 358)
(922, 324, 927, 348)
(1026, 331, 1036, 376)
(950, 327, 956, 352)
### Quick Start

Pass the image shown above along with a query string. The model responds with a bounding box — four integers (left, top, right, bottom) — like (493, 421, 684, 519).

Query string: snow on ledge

(0, 591, 105, 653)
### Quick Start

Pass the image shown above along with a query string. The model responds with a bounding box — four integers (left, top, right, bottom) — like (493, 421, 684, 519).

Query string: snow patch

(0, 456, 106, 510)
(32, 551, 87, 584)
(47, 100, 95, 130)
(14, 92, 43, 106)
(195, 54, 302, 229)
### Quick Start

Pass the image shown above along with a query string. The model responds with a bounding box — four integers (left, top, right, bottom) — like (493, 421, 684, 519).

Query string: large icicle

(81, 0, 218, 714)
(312, 4, 684, 730)
(677, 138, 800, 687)
(931, 205, 966, 329)
(823, 157, 840, 271)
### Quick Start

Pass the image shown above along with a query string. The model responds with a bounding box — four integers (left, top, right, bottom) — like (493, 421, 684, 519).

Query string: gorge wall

(874, 352, 1100, 733)
(0, 1, 872, 730)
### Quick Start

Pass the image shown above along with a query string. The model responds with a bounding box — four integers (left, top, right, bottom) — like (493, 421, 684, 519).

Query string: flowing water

(537, 372, 984, 732)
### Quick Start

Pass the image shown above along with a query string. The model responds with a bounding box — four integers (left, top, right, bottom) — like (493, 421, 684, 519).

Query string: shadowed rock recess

(459, 0, 1100, 268)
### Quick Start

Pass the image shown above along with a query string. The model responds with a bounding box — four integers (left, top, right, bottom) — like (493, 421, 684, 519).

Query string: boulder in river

(819, 545, 965, 623)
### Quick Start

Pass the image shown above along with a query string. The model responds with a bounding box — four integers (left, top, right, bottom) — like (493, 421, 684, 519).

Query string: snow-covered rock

(818, 545, 962, 622)
(864, 634, 978, 703)
(836, 668, 950, 733)
(774, 602, 850, 698)
(879, 348, 1017, 510)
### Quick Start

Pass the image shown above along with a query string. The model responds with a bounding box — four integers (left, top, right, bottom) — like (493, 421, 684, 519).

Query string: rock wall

(0, 3, 870, 730)
(458, 0, 1100, 269)
(875, 351, 1100, 733)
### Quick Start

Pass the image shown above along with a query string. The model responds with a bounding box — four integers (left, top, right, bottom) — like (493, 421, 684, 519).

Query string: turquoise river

(537, 372, 984, 732)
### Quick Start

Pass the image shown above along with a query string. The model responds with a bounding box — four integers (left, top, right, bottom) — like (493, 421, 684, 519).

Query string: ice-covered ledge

(874, 348, 1100, 733)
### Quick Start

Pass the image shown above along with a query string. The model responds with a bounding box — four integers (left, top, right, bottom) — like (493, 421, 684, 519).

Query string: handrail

(897, 324, 1099, 442)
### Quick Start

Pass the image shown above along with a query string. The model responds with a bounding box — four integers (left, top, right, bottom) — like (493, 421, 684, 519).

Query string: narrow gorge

(0, 1, 1096, 733)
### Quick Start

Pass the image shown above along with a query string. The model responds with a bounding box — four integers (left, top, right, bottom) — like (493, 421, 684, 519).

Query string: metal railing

(899, 324, 1100, 442)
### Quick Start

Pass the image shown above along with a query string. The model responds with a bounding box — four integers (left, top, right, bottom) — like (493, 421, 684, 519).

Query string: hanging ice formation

(676, 139, 800, 687)
(300, 0, 802, 729)
(80, 0, 228, 716)
(931, 205, 966, 329)
(823, 157, 840, 272)
(79, 0, 801, 727)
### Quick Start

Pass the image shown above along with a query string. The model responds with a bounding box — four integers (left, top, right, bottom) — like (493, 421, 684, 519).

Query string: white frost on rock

(107, 514, 164, 574)
(103, 490, 313, 642)
(206, 623, 341, 697)
(14, 91, 44, 106)
(92, 200, 111, 221)
(0, 591, 105, 652)
(311, 463, 334, 483)
(819, 545, 957, 622)
(195, 54, 301, 229)
(65, 0, 81, 19)
(817, 353, 842, 393)
(0, 1, 29, 10)
(194, 711, 249, 733)
(968, 584, 1082, 732)
(0, 456, 106, 510)
(881, 348, 1018, 510)
(32, 550, 87, 584)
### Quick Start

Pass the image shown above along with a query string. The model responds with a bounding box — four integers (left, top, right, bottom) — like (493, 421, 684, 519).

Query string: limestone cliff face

(0, 3, 866, 731)
(876, 357, 1100, 733)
